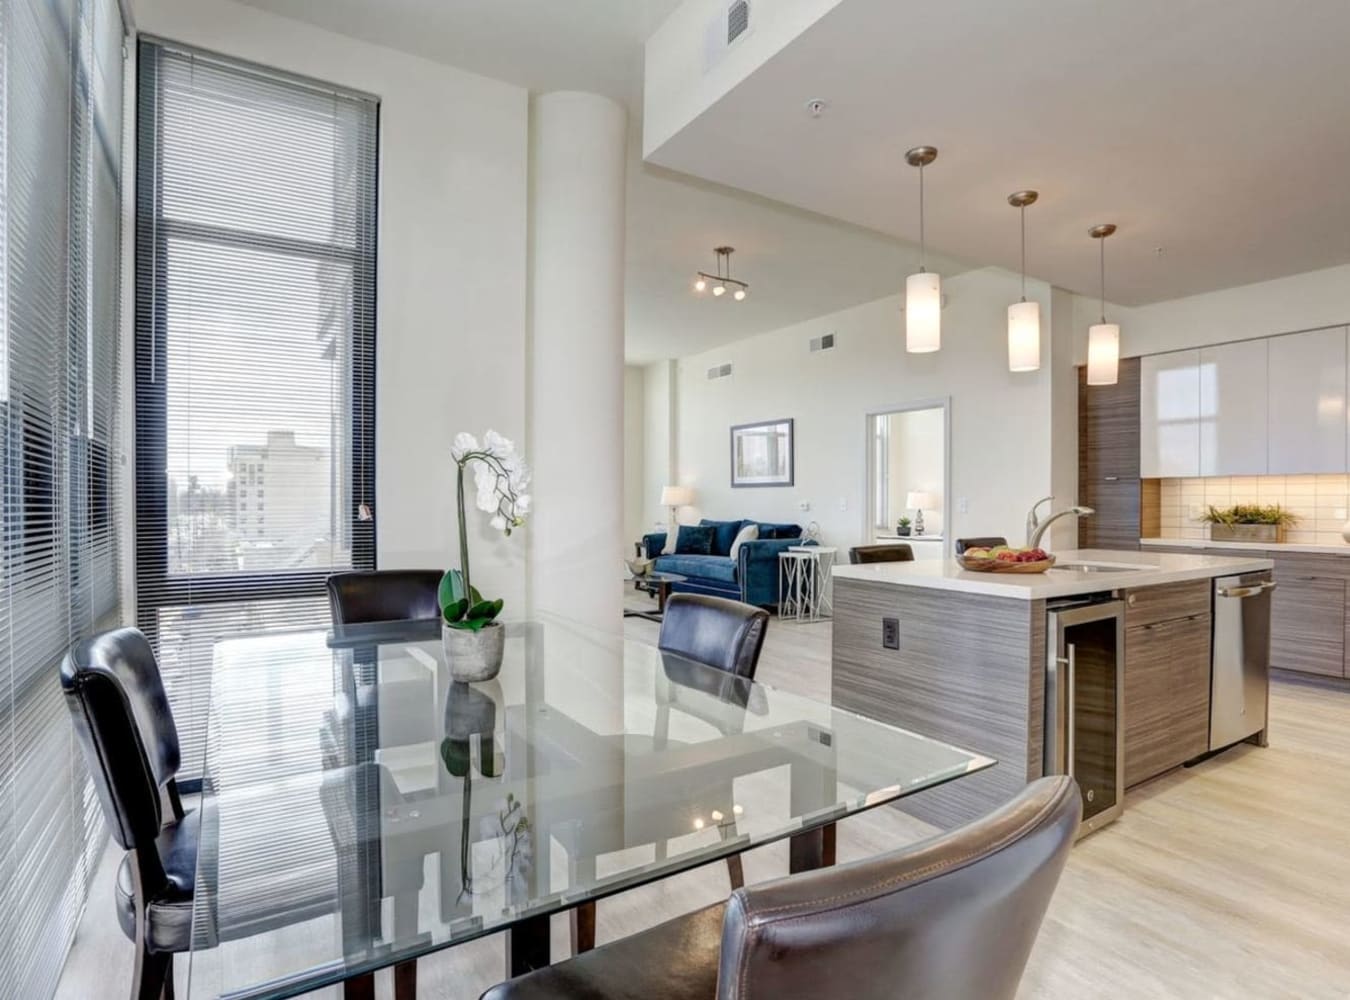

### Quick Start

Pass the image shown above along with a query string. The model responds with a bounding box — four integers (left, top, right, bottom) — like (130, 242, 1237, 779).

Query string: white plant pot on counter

(442, 622, 505, 682)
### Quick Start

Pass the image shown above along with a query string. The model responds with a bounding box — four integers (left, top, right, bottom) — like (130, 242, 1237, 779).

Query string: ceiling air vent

(707, 362, 734, 381)
(727, 0, 750, 45)
(809, 333, 836, 353)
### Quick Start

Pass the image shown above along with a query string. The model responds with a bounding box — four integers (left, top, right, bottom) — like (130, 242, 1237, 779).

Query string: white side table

(777, 546, 838, 622)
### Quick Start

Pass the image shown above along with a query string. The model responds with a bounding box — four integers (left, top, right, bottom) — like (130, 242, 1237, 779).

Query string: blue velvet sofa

(641, 519, 807, 609)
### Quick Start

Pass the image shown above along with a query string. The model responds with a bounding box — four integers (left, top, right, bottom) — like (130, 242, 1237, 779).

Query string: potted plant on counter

(1201, 503, 1297, 544)
(896, 516, 912, 537)
(441, 430, 531, 681)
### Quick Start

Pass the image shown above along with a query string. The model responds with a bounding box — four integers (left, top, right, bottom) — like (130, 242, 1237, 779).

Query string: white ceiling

(647, 0, 1350, 305)
(242, 0, 935, 362)
(239, 0, 681, 108)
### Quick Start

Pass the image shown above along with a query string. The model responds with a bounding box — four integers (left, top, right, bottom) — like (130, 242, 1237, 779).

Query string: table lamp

(660, 485, 694, 529)
(906, 491, 936, 536)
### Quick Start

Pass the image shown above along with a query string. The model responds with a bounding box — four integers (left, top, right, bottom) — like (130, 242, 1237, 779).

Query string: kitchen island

(831, 548, 1274, 830)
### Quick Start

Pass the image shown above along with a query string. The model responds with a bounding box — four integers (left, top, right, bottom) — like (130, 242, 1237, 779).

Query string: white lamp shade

(660, 485, 694, 508)
(905, 271, 942, 353)
(1007, 300, 1041, 372)
(1086, 323, 1120, 386)
(905, 491, 935, 509)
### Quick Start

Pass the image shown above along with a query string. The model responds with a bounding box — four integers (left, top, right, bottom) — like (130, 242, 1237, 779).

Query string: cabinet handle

(1103, 475, 1120, 482)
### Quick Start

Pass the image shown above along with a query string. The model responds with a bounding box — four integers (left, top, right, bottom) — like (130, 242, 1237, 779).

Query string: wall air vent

(809, 333, 836, 353)
(727, 0, 750, 45)
(707, 362, 734, 381)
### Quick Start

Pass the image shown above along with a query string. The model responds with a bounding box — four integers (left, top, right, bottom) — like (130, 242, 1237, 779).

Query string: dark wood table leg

(393, 961, 417, 1000)
(788, 822, 837, 874)
(507, 913, 552, 978)
(657, 580, 670, 615)
(570, 901, 597, 955)
(343, 974, 376, 1000)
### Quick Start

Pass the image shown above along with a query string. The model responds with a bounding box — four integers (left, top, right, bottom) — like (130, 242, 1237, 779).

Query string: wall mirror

(865, 399, 950, 554)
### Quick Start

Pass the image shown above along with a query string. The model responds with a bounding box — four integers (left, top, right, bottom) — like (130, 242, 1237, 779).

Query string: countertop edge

(1140, 537, 1350, 556)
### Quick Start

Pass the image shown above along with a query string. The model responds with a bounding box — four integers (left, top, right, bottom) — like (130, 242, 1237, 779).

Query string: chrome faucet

(1025, 496, 1095, 550)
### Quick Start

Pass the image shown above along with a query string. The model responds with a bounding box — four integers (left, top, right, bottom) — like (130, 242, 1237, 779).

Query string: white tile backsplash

(1154, 474, 1350, 539)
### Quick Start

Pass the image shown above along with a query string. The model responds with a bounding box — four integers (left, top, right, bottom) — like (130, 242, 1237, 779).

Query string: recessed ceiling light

(805, 98, 828, 118)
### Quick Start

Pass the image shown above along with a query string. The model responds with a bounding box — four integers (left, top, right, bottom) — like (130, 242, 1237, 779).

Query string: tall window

(1, 0, 126, 994)
(135, 40, 378, 775)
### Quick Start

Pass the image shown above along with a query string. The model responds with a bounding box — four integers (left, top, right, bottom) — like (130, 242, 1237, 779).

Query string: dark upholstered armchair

(326, 569, 444, 626)
(848, 543, 916, 564)
(481, 776, 1081, 1000)
(657, 594, 769, 680)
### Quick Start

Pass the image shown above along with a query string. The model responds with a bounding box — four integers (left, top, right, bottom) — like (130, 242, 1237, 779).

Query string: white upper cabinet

(1267, 327, 1347, 474)
(1198, 339, 1269, 476)
(1141, 350, 1202, 478)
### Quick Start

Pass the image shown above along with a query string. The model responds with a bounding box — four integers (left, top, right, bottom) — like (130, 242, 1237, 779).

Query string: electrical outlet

(957, 497, 969, 515)
(799, 501, 811, 512)
(882, 617, 900, 650)
(838, 497, 848, 511)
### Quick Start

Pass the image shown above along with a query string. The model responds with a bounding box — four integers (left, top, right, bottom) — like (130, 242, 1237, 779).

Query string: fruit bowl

(956, 546, 1056, 574)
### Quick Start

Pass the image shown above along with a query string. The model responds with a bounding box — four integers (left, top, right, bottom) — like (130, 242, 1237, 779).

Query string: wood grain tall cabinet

(1078, 357, 1152, 549)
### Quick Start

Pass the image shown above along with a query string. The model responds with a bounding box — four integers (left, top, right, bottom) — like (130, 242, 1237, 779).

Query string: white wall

(642, 359, 677, 531)
(671, 267, 1064, 550)
(133, 0, 531, 609)
(1070, 263, 1350, 364)
(643, 0, 843, 157)
(623, 366, 646, 545)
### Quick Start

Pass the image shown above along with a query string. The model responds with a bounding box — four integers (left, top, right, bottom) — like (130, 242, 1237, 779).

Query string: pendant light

(1086, 223, 1120, 386)
(904, 146, 941, 353)
(1007, 190, 1041, 372)
(693, 246, 749, 301)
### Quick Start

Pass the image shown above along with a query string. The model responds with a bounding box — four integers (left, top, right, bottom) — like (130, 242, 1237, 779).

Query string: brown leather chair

(955, 536, 1008, 554)
(657, 594, 769, 680)
(481, 776, 1081, 1000)
(848, 543, 915, 564)
(326, 569, 444, 625)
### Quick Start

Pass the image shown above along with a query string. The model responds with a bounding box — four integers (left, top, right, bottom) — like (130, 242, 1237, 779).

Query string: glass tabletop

(186, 618, 993, 999)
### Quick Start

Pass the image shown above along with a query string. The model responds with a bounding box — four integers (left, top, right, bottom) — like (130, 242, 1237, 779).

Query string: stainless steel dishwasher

(1210, 571, 1275, 751)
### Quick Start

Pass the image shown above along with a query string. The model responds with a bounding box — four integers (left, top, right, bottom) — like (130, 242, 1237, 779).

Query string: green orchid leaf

(439, 571, 486, 617)
(443, 597, 469, 623)
(467, 599, 502, 622)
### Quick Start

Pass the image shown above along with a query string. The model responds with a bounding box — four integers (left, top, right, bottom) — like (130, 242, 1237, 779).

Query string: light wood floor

(56, 590, 1350, 999)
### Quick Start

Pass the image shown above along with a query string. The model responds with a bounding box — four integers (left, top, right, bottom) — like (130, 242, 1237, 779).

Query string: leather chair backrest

(60, 628, 180, 851)
(718, 776, 1081, 1000)
(955, 536, 1008, 554)
(327, 569, 444, 626)
(657, 594, 769, 680)
(848, 544, 915, 565)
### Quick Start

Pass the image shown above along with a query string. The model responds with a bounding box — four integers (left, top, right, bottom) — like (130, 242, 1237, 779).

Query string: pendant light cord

(1099, 236, 1107, 323)
(918, 163, 927, 273)
(1019, 205, 1027, 302)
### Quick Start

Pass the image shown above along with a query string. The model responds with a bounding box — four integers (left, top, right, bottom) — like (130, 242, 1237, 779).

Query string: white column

(527, 92, 627, 631)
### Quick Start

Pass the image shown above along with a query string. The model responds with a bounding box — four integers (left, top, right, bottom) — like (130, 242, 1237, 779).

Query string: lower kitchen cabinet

(1270, 573, 1346, 677)
(1124, 613, 1211, 788)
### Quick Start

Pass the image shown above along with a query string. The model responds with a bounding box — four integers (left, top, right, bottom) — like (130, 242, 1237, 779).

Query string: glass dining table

(185, 618, 994, 999)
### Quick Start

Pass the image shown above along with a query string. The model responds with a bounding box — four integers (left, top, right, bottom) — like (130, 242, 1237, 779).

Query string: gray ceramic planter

(442, 621, 505, 682)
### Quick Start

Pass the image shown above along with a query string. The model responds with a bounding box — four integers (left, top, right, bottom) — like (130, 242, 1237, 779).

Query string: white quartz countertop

(831, 548, 1274, 600)
(1141, 537, 1350, 557)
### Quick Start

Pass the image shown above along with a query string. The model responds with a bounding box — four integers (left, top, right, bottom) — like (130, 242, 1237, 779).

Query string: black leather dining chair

(326, 569, 444, 625)
(571, 595, 770, 957)
(480, 776, 1081, 1000)
(657, 593, 769, 680)
(848, 543, 915, 564)
(60, 628, 193, 1000)
(955, 536, 1008, 554)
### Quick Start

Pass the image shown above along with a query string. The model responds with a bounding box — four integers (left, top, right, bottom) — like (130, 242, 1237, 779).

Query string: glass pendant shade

(1007, 300, 1041, 372)
(1086, 323, 1120, 385)
(905, 271, 942, 353)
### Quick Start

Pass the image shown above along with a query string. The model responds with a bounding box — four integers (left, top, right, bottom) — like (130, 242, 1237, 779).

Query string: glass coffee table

(624, 570, 687, 622)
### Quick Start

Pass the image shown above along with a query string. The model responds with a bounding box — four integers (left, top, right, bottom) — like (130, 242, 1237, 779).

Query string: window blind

(134, 40, 378, 779)
(0, 0, 127, 995)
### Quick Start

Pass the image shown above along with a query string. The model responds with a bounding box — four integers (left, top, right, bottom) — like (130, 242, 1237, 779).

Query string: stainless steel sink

(1050, 563, 1149, 574)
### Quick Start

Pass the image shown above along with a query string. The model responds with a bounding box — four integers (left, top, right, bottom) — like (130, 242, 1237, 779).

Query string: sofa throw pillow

(675, 524, 716, 556)
(728, 522, 759, 560)
(699, 518, 746, 556)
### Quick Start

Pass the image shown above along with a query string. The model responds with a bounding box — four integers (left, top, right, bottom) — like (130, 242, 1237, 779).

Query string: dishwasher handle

(1216, 581, 1277, 599)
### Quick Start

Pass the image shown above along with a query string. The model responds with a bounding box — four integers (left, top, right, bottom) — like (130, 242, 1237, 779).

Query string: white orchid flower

(451, 432, 480, 462)
(483, 429, 514, 458)
(514, 493, 532, 514)
(489, 514, 508, 532)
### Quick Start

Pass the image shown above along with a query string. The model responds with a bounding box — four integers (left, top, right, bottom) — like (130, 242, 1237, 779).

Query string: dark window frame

(133, 39, 378, 645)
